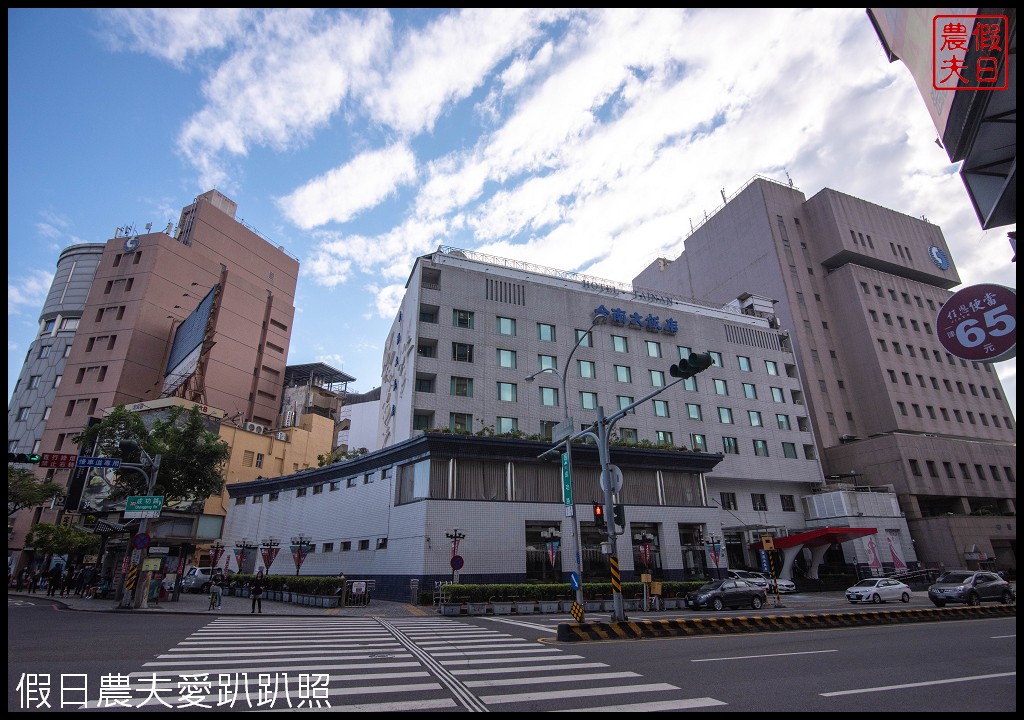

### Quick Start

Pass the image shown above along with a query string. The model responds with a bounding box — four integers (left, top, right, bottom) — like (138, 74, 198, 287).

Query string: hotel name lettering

(593, 305, 678, 335)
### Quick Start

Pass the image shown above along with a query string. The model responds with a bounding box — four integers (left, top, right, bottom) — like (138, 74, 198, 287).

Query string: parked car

(180, 567, 223, 594)
(845, 577, 912, 604)
(928, 570, 1015, 607)
(766, 577, 797, 594)
(686, 579, 767, 611)
(727, 569, 769, 590)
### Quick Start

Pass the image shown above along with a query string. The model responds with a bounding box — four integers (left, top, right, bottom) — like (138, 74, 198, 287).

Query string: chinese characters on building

(933, 15, 1008, 90)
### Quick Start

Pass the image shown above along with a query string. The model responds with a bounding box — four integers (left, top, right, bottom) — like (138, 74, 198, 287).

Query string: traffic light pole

(116, 450, 160, 609)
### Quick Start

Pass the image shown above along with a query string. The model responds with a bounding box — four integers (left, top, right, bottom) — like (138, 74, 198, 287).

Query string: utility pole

(116, 440, 160, 609)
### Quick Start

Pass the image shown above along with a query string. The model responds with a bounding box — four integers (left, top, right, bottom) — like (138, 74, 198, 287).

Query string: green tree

(25, 522, 99, 557)
(8, 466, 65, 517)
(73, 404, 229, 503)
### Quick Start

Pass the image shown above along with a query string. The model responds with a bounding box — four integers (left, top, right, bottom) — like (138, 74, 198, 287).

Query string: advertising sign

(936, 284, 1016, 362)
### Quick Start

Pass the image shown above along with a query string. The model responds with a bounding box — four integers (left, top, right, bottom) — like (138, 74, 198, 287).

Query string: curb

(556, 604, 1017, 641)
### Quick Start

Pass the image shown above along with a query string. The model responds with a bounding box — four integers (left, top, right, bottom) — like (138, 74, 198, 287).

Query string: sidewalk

(9, 589, 429, 618)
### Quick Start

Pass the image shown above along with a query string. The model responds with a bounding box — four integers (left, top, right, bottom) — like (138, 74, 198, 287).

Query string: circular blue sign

(928, 245, 949, 270)
(450, 554, 464, 571)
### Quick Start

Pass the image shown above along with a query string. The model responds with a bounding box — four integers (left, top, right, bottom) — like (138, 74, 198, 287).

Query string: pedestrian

(210, 574, 223, 609)
(75, 566, 93, 597)
(250, 570, 266, 613)
(17, 568, 29, 591)
(47, 565, 62, 597)
(28, 568, 41, 594)
(60, 566, 75, 597)
(336, 571, 348, 606)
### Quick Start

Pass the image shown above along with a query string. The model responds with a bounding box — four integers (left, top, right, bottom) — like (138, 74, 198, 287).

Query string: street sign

(125, 495, 164, 519)
(936, 284, 1016, 363)
(553, 417, 574, 443)
(132, 533, 151, 550)
(450, 555, 464, 571)
(560, 453, 573, 506)
(570, 571, 581, 590)
(758, 549, 770, 574)
(761, 535, 775, 550)
(39, 453, 79, 469)
(601, 464, 623, 493)
(76, 456, 121, 469)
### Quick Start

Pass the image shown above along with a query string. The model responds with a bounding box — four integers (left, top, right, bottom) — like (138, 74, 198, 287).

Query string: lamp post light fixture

(235, 538, 257, 574)
(290, 534, 313, 576)
(260, 537, 280, 574)
(524, 314, 607, 610)
(445, 529, 466, 582)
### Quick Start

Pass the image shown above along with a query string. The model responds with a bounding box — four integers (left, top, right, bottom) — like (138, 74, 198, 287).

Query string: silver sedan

(845, 577, 912, 604)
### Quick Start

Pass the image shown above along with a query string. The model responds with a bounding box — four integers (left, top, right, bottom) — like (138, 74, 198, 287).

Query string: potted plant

(514, 598, 537, 614)
(490, 596, 514, 615)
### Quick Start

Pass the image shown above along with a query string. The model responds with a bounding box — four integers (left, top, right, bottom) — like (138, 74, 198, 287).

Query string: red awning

(750, 527, 876, 550)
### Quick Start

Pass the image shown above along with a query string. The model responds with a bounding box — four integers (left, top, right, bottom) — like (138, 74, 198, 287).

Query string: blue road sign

(450, 555, 465, 571)
(758, 549, 770, 574)
(76, 456, 122, 469)
(570, 572, 581, 590)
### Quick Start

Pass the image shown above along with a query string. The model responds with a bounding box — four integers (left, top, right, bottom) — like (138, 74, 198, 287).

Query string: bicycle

(209, 584, 222, 611)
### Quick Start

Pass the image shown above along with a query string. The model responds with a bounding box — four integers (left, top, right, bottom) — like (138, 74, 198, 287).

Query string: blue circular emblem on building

(928, 245, 949, 270)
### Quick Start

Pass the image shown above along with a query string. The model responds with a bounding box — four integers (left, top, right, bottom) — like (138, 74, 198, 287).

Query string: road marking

(693, 649, 838, 662)
(821, 672, 1016, 696)
(481, 617, 557, 633)
(481, 682, 679, 704)
(554, 697, 727, 711)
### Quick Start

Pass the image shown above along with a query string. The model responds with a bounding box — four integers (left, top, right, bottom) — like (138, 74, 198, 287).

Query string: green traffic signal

(8, 453, 41, 464)
(669, 351, 714, 380)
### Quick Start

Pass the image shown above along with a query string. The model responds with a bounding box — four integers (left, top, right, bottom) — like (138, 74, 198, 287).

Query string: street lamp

(235, 538, 257, 574)
(705, 533, 723, 579)
(540, 526, 561, 581)
(116, 440, 161, 608)
(524, 315, 606, 609)
(289, 534, 313, 576)
(445, 529, 466, 582)
(260, 537, 280, 574)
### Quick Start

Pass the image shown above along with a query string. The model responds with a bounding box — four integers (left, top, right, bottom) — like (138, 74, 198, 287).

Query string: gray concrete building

(634, 176, 1016, 573)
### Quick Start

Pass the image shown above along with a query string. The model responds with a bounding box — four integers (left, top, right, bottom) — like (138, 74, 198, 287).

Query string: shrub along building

(223, 247, 911, 599)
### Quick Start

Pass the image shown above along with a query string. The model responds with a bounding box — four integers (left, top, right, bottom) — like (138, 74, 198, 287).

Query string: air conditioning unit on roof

(244, 422, 265, 434)
(275, 431, 287, 441)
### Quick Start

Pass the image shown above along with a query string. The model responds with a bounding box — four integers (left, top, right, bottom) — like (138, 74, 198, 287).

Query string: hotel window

(39, 345, 52, 359)
(771, 387, 784, 403)
(539, 420, 558, 440)
(614, 365, 632, 383)
(720, 492, 737, 510)
(16, 407, 30, 422)
(540, 387, 559, 406)
(580, 391, 598, 410)
(415, 377, 435, 393)
(738, 356, 752, 372)
(751, 493, 768, 511)
(722, 436, 739, 454)
(29, 375, 41, 389)
(748, 410, 763, 427)
(656, 430, 674, 445)
(296, 488, 307, 497)
(359, 540, 370, 551)
(322, 543, 334, 553)
(538, 354, 557, 371)
(653, 400, 670, 417)
(496, 417, 518, 434)
(765, 360, 779, 375)
(782, 442, 797, 459)
(678, 345, 691, 359)
(718, 407, 734, 424)
(612, 335, 628, 353)
(575, 329, 593, 347)
(709, 351, 723, 367)
(780, 494, 796, 511)
(897, 402, 907, 416)
(943, 462, 956, 479)
(619, 428, 638, 443)
(926, 461, 939, 478)
(496, 316, 516, 336)
(451, 376, 474, 397)
(714, 379, 728, 395)
(687, 403, 702, 421)
(270, 491, 281, 500)
(497, 382, 518, 402)
(452, 309, 474, 328)
(578, 360, 596, 379)
(645, 340, 662, 358)
(617, 395, 635, 413)
(312, 484, 323, 495)
(452, 342, 474, 362)
(776, 414, 791, 430)
(742, 383, 757, 400)
(450, 412, 473, 432)
(537, 323, 556, 342)
(683, 376, 698, 392)
(753, 439, 769, 457)
(869, 310, 878, 322)
(496, 348, 517, 369)
(691, 433, 708, 452)
(650, 370, 665, 387)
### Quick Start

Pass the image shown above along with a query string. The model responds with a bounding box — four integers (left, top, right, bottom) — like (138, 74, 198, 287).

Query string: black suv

(927, 571, 1015, 607)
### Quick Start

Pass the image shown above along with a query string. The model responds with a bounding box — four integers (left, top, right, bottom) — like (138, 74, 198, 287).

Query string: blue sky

(7, 9, 1016, 415)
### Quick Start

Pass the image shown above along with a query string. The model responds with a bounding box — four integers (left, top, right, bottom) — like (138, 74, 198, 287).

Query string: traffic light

(669, 351, 714, 380)
(613, 504, 626, 529)
(8, 453, 41, 464)
(593, 502, 605, 521)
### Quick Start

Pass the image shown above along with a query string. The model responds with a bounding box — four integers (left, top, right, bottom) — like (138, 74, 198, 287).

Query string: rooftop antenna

(145, 222, 152, 233)
(720, 188, 727, 204)
(164, 221, 173, 234)
(784, 168, 793, 187)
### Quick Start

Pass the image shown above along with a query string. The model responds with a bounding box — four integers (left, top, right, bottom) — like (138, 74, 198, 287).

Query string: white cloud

(96, 8, 252, 67)
(8, 269, 54, 317)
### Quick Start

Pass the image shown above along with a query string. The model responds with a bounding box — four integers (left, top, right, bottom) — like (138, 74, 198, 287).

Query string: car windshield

(698, 582, 724, 591)
(937, 572, 973, 584)
(853, 579, 879, 587)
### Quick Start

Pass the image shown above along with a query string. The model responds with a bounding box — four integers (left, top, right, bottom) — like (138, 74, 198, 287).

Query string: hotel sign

(594, 305, 678, 334)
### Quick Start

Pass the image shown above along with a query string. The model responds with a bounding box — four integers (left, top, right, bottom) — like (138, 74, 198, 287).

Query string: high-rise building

(634, 176, 1016, 573)
(8, 243, 105, 460)
(9, 190, 300, 564)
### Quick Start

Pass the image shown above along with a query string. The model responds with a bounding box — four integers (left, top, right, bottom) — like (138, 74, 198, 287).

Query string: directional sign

(570, 571, 581, 590)
(553, 417, 574, 443)
(761, 535, 775, 550)
(450, 554, 465, 571)
(76, 456, 121, 469)
(132, 533, 151, 550)
(936, 284, 1016, 363)
(39, 453, 79, 469)
(560, 453, 573, 507)
(601, 464, 623, 493)
(125, 496, 164, 519)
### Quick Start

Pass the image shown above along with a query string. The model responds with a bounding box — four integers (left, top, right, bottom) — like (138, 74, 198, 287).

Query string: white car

(845, 577, 912, 604)
(767, 577, 796, 594)
(727, 570, 769, 590)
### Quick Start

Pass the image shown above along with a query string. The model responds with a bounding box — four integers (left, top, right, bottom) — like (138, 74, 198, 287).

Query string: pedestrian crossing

(85, 616, 727, 711)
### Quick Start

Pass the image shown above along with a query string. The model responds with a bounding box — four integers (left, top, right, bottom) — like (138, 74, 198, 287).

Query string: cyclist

(209, 575, 223, 610)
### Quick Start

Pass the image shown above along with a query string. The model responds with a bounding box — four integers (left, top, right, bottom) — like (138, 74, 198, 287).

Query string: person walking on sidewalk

(46, 565, 63, 597)
(250, 570, 266, 613)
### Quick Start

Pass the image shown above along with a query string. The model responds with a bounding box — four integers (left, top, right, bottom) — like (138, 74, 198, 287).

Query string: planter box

(561, 600, 577, 613)
(514, 601, 536, 615)
(491, 602, 514, 615)
(601, 600, 617, 612)
(661, 597, 680, 610)
(467, 602, 489, 616)
(584, 600, 602, 613)
(439, 603, 463, 616)
(538, 600, 561, 614)
(622, 598, 642, 611)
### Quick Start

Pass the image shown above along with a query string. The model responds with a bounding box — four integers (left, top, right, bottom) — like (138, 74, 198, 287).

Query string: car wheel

(201, 582, 210, 594)
(931, 600, 945, 608)
(967, 592, 980, 606)
(871, 593, 881, 604)
(1000, 590, 1013, 604)
(712, 598, 724, 611)
(751, 596, 763, 610)
(901, 592, 910, 603)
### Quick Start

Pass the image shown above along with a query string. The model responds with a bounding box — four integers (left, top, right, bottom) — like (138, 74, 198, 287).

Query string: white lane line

(451, 662, 608, 676)
(693, 649, 839, 662)
(481, 617, 557, 633)
(481, 682, 679, 704)
(442, 654, 588, 666)
(465, 671, 640, 688)
(821, 672, 1016, 697)
(555, 697, 727, 711)
(134, 661, 421, 675)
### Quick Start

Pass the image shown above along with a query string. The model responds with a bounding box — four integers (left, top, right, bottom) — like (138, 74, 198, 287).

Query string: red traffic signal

(669, 352, 713, 380)
(593, 502, 604, 520)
